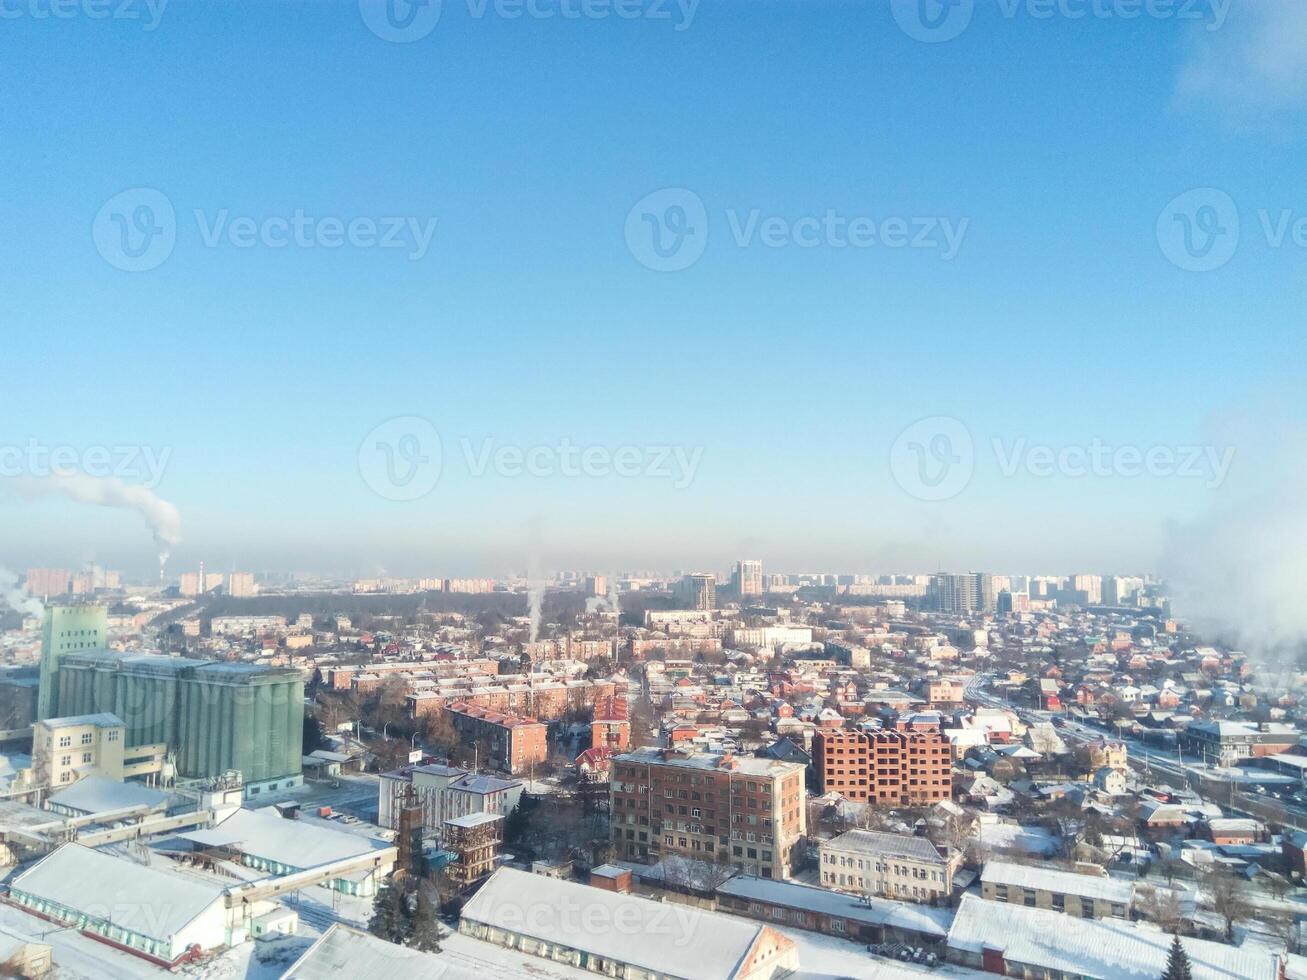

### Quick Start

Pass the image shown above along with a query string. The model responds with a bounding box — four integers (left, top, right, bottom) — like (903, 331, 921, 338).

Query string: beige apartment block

(33, 712, 126, 788)
(819, 829, 956, 905)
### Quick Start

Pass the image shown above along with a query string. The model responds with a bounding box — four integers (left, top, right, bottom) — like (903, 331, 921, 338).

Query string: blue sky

(3, 0, 1306, 578)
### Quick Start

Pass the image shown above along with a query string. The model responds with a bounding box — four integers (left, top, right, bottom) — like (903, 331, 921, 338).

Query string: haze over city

(4, 4, 1307, 979)
(6, 1, 1307, 586)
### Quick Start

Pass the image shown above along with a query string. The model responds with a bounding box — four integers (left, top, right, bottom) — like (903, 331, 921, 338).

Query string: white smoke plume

(0, 568, 42, 619)
(584, 581, 622, 619)
(18, 473, 181, 561)
(1159, 415, 1307, 673)
(1161, 496, 1307, 658)
(527, 583, 545, 643)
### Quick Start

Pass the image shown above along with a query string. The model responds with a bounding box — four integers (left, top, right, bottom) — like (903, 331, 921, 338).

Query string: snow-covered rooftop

(980, 861, 1133, 904)
(824, 829, 947, 865)
(717, 875, 950, 938)
(283, 923, 482, 979)
(181, 806, 388, 869)
(947, 894, 1278, 980)
(46, 775, 168, 816)
(461, 867, 778, 979)
(10, 844, 226, 944)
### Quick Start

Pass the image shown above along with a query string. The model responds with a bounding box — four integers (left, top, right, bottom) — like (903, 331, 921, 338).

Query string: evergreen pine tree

(1162, 933, 1193, 980)
(368, 878, 408, 944)
(408, 885, 444, 952)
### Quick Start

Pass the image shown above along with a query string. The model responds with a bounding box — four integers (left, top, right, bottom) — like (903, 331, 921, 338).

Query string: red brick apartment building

(591, 696, 631, 752)
(609, 747, 807, 880)
(813, 721, 953, 805)
(445, 701, 548, 775)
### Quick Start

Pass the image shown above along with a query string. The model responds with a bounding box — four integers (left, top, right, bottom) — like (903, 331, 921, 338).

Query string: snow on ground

(189, 934, 316, 980)
(0, 833, 377, 980)
(0, 903, 172, 980)
(973, 822, 1059, 856)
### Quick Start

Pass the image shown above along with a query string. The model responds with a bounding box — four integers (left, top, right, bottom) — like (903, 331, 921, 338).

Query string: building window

(81, 733, 93, 745)
(107, 730, 119, 742)
(58, 736, 71, 748)
(82, 753, 92, 764)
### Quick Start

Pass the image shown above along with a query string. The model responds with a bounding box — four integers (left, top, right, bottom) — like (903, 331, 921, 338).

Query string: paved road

(964, 674, 1307, 829)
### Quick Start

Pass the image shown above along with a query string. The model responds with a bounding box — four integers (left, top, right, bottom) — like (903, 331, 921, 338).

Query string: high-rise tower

(37, 604, 107, 721)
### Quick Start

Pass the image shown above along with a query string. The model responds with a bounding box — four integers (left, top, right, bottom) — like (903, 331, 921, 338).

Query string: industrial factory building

(460, 867, 800, 979)
(178, 806, 395, 896)
(8, 844, 249, 966)
(54, 651, 304, 796)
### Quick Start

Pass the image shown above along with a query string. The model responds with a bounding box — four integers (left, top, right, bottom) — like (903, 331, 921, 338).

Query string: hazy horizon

(5, 1, 1307, 614)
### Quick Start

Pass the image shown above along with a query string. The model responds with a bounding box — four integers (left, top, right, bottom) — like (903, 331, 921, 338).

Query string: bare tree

(1264, 871, 1292, 903)
(1262, 907, 1300, 956)
(1134, 884, 1183, 934)
(1204, 866, 1252, 942)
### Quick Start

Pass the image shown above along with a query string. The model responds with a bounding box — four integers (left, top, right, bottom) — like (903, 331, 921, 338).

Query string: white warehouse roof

(181, 807, 387, 870)
(11, 844, 226, 945)
(461, 867, 783, 980)
(46, 776, 168, 816)
(283, 924, 482, 979)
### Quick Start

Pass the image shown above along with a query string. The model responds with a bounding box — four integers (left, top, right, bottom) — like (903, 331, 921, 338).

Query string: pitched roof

(716, 875, 949, 938)
(947, 894, 1278, 980)
(282, 923, 513, 979)
(980, 861, 1133, 904)
(179, 806, 387, 869)
(11, 844, 225, 944)
(824, 830, 947, 865)
(460, 867, 785, 979)
(46, 775, 168, 816)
